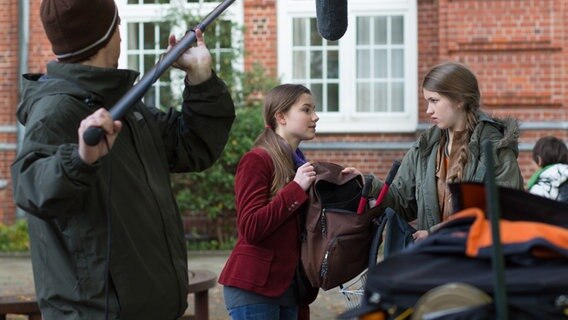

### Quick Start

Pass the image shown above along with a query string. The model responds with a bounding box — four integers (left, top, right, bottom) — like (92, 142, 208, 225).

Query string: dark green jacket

(11, 61, 235, 320)
(375, 114, 524, 231)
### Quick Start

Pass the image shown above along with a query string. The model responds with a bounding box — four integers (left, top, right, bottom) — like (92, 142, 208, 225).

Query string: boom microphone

(315, 0, 348, 41)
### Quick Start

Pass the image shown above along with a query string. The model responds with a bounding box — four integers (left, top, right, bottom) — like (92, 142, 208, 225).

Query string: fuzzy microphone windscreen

(315, 0, 348, 41)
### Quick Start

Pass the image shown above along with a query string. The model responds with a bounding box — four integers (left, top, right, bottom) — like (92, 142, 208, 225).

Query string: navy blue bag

(368, 207, 416, 266)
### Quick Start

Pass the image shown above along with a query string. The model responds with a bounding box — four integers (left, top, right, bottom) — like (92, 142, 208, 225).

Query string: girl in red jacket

(219, 84, 319, 319)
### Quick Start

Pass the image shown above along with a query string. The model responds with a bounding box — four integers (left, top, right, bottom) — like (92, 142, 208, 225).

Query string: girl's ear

(275, 112, 286, 126)
(537, 155, 543, 167)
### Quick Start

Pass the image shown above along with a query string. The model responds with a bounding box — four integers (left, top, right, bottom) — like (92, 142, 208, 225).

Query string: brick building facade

(1, 0, 567, 223)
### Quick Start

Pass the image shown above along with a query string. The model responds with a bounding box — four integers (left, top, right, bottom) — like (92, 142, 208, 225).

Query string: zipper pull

(320, 251, 329, 279)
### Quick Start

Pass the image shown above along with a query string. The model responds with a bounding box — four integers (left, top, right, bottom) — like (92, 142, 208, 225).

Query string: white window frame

(115, 0, 243, 88)
(277, 0, 417, 133)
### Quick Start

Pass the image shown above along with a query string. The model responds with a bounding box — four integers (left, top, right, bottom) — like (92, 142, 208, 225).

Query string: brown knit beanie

(40, 0, 119, 63)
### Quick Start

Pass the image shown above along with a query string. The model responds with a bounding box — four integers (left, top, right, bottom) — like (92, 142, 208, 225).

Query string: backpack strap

(368, 208, 416, 268)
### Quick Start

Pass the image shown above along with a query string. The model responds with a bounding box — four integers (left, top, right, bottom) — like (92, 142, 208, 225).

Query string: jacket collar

(45, 61, 140, 107)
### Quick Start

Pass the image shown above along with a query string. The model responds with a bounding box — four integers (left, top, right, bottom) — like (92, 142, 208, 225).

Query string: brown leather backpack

(300, 162, 381, 290)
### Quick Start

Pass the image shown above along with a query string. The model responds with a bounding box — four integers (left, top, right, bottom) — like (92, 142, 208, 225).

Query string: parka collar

(44, 61, 140, 105)
(18, 61, 140, 125)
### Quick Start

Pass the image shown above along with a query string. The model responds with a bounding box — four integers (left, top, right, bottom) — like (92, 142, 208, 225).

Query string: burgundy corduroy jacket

(219, 147, 309, 297)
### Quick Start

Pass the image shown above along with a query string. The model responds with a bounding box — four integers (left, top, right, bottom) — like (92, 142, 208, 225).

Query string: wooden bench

(179, 269, 218, 320)
(0, 294, 41, 320)
(0, 269, 217, 320)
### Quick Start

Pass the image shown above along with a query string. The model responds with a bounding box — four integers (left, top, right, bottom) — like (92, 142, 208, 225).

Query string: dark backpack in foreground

(300, 162, 381, 290)
(339, 183, 568, 320)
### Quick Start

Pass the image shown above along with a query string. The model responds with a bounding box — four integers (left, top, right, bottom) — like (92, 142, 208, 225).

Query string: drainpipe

(16, 0, 30, 218)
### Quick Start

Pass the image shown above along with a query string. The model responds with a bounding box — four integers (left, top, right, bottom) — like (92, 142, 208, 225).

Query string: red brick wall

(0, 0, 20, 224)
(243, 0, 277, 77)
(1, 0, 52, 224)
(28, 0, 53, 74)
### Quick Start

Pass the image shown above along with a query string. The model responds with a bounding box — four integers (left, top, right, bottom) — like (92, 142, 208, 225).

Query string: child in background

(528, 136, 568, 203)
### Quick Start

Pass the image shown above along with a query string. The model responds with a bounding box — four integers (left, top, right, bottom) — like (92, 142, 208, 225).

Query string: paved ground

(0, 252, 358, 320)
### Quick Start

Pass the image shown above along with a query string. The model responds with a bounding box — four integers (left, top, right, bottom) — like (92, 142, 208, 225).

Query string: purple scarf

(293, 149, 307, 169)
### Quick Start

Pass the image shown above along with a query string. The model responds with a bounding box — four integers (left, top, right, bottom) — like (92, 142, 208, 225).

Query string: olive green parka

(11, 61, 235, 320)
(375, 114, 524, 231)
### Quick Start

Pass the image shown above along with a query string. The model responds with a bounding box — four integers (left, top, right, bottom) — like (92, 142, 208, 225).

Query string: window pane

(128, 55, 139, 70)
(375, 83, 387, 112)
(128, 23, 139, 50)
(311, 84, 323, 112)
(293, 19, 307, 46)
(159, 22, 169, 48)
(392, 49, 404, 78)
(392, 82, 404, 112)
(291, 16, 341, 113)
(327, 50, 339, 79)
(310, 18, 322, 46)
(128, 0, 138, 4)
(144, 54, 157, 73)
(374, 17, 387, 44)
(357, 49, 370, 78)
(326, 39, 338, 46)
(310, 51, 323, 78)
(374, 49, 387, 78)
(357, 17, 371, 45)
(356, 83, 371, 112)
(392, 16, 404, 44)
(219, 20, 232, 47)
(293, 51, 306, 78)
(143, 23, 156, 49)
(327, 83, 339, 112)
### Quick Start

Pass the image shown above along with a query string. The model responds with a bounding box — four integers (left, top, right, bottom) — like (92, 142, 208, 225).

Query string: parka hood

(474, 113, 521, 158)
(18, 61, 139, 125)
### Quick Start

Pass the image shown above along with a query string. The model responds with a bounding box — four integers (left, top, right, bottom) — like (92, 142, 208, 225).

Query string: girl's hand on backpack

(294, 162, 316, 191)
(341, 167, 364, 182)
(341, 167, 362, 176)
(412, 230, 429, 241)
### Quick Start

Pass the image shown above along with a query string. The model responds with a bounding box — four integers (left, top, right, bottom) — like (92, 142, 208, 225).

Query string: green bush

(0, 219, 29, 252)
(165, 5, 279, 249)
(186, 236, 236, 251)
(173, 102, 266, 245)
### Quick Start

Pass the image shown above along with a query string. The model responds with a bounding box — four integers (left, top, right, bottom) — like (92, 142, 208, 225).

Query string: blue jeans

(227, 303, 298, 320)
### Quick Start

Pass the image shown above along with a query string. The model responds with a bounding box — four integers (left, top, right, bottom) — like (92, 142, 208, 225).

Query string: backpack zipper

(320, 208, 327, 238)
(320, 236, 338, 281)
(320, 250, 329, 279)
